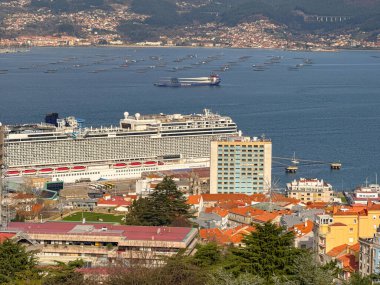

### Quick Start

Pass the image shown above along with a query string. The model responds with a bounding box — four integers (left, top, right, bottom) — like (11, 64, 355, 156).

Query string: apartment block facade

(210, 136, 272, 194)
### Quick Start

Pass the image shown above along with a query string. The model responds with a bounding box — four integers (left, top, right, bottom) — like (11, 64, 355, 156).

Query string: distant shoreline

(1, 45, 379, 52)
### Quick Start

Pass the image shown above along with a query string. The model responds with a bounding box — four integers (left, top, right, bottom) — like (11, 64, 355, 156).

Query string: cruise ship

(0, 109, 238, 183)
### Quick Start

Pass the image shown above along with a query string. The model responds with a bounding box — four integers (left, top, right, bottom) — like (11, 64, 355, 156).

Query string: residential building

(286, 178, 334, 203)
(323, 243, 359, 281)
(351, 184, 380, 205)
(3, 222, 198, 267)
(289, 219, 315, 249)
(210, 136, 272, 194)
(359, 227, 380, 277)
(315, 204, 380, 263)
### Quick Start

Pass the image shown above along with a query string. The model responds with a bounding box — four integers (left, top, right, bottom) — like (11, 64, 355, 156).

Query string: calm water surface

(1, 47, 380, 190)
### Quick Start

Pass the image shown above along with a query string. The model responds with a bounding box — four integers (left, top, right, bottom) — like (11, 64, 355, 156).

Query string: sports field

(62, 212, 125, 224)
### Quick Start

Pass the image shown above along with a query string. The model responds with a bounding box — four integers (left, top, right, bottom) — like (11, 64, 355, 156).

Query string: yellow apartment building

(315, 204, 380, 263)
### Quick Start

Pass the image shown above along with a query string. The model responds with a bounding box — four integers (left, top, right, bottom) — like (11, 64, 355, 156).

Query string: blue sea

(1, 47, 380, 190)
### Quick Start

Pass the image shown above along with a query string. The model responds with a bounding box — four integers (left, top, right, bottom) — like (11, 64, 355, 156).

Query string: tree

(291, 252, 335, 285)
(191, 243, 222, 268)
(346, 273, 374, 285)
(0, 239, 40, 284)
(125, 176, 192, 226)
(224, 222, 302, 282)
(42, 259, 85, 285)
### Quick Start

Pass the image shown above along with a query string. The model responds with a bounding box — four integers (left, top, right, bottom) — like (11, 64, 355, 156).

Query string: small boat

(72, 166, 86, 172)
(158, 161, 165, 166)
(144, 161, 157, 166)
(129, 162, 142, 167)
(291, 152, 299, 164)
(39, 168, 53, 174)
(113, 163, 127, 169)
(55, 167, 70, 173)
(6, 170, 20, 177)
(23, 169, 37, 175)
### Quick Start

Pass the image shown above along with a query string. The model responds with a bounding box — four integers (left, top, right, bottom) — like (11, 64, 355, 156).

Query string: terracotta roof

(306, 202, 329, 209)
(0, 233, 16, 243)
(199, 225, 255, 245)
(329, 222, 347, 227)
(252, 212, 279, 223)
(201, 194, 251, 202)
(14, 193, 36, 199)
(290, 220, 314, 237)
(187, 195, 202, 205)
(204, 207, 229, 218)
(218, 201, 247, 209)
(97, 196, 132, 207)
(337, 254, 358, 272)
(229, 207, 265, 217)
(349, 243, 360, 253)
(326, 244, 349, 257)
(199, 228, 224, 243)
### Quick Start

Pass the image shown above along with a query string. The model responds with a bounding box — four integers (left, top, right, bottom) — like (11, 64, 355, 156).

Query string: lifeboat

(113, 163, 127, 169)
(157, 161, 165, 166)
(72, 166, 86, 172)
(23, 169, 37, 175)
(55, 167, 70, 173)
(129, 162, 142, 167)
(144, 161, 157, 166)
(39, 168, 53, 174)
(6, 170, 20, 177)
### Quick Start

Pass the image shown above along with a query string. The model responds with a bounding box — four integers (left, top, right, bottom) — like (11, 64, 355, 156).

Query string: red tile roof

(337, 254, 358, 272)
(204, 207, 229, 218)
(0, 233, 16, 243)
(252, 212, 280, 223)
(200, 225, 255, 245)
(326, 244, 349, 257)
(229, 207, 265, 217)
(349, 243, 360, 253)
(289, 220, 314, 237)
(187, 195, 202, 205)
(201, 194, 251, 202)
(6, 222, 194, 242)
(97, 196, 132, 207)
(329, 222, 347, 227)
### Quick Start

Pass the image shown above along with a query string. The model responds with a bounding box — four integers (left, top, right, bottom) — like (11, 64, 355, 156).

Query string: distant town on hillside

(0, 0, 379, 49)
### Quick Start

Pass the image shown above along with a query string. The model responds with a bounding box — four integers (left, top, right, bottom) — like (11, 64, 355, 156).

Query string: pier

(285, 166, 298, 173)
(330, 162, 342, 170)
(272, 155, 342, 172)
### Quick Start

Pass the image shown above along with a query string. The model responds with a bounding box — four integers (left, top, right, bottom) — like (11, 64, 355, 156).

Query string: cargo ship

(0, 109, 237, 183)
(154, 74, 221, 87)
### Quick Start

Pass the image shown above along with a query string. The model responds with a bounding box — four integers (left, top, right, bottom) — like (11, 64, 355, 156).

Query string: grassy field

(62, 212, 125, 224)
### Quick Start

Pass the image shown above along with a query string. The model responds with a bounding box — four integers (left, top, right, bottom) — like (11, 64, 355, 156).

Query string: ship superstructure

(3, 109, 238, 183)
(154, 74, 221, 87)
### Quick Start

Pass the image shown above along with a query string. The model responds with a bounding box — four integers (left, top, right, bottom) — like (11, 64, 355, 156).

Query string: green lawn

(62, 212, 125, 224)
